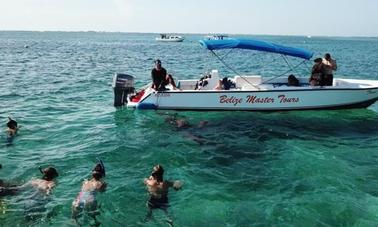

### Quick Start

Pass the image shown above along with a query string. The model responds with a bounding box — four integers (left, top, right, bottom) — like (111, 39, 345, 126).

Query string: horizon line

(0, 29, 377, 39)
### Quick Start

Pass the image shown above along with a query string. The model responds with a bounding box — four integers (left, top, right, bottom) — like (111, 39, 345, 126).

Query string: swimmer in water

(5, 117, 18, 145)
(144, 164, 182, 226)
(28, 166, 59, 195)
(6, 117, 18, 137)
(1, 166, 58, 197)
(72, 160, 107, 225)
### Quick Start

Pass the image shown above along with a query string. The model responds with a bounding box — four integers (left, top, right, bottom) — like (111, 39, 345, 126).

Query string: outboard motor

(112, 73, 135, 106)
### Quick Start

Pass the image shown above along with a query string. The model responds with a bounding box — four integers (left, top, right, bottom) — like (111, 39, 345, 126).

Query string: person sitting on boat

(72, 160, 107, 225)
(288, 74, 300, 86)
(144, 164, 182, 225)
(214, 77, 236, 90)
(195, 74, 211, 90)
(322, 53, 337, 86)
(151, 59, 178, 91)
(309, 58, 326, 86)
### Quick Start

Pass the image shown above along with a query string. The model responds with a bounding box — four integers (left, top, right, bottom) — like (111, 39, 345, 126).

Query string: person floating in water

(72, 160, 107, 225)
(28, 166, 59, 195)
(162, 113, 211, 146)
(144, 164, 182, 226)
(6, 117, 18, 137)
(5, 117, 18, 145)
(0, 166, 58, 197)
(164, 113, 208, 130)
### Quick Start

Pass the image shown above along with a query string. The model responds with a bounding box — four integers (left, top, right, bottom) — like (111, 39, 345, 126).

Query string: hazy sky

(1, 0, 377, 36)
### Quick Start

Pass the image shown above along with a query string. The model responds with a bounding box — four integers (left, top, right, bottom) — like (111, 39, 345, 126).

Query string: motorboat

(155, 34, 184, 42)
(113, 38, 378, 111)
(205, 34, 229, 40)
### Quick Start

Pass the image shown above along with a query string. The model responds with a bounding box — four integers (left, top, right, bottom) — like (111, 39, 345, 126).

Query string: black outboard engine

(112, 73, 135, 106)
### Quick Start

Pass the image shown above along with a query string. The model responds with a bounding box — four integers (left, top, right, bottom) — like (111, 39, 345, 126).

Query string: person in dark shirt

(309, 58, 326, 86)
(151, 59, 178, 91)
(322, 53, 337, 86)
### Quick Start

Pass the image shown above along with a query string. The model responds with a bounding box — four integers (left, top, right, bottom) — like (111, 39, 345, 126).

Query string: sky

(0, 0, 377, 37)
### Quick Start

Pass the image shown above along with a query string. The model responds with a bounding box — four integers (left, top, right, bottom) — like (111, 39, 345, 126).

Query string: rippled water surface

(1, 31, 378, 226)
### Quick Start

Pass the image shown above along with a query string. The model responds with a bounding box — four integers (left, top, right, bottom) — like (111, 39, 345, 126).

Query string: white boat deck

(177, 72, 378, 91)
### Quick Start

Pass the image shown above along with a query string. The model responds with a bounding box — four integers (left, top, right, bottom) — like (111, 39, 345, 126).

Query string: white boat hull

(155, 37, 184, 42)
(127, 78, 378, 111)
(129, 88, 378, 111)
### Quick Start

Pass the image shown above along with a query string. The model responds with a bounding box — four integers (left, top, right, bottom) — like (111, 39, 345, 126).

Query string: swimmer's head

(92, 170, 103, 180)
(40, 166, 59, 181)
(7, 118, 18, 130)
(92, 161, 105, 180)
(151, 164, 164, 182)
(176, 119, 189, 128)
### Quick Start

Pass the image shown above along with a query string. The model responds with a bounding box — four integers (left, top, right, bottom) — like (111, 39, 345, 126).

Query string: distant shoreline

(0, 30, 377, 39)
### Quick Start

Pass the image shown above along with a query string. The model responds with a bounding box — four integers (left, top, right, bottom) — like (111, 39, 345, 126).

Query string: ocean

(1, 31, 378, 226)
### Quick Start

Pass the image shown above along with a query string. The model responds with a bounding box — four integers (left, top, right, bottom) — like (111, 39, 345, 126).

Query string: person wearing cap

(322, 53, 337, 86)
(151, 59, 178, 91)
(144, 164, 182, 225)
(72, 162, 107, 224)
(309, 58, 326, 86)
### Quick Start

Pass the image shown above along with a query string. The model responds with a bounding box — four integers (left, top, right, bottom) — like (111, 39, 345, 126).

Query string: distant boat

(155, 34, 184, 42)
(205, 34, 229, 40)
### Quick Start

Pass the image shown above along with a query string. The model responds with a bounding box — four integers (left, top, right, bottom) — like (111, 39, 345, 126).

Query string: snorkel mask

(92, 158, 106, 178)
(151, 165, 164, 182)
(39, 166, 59, 181)
(7, 118, 18, 130)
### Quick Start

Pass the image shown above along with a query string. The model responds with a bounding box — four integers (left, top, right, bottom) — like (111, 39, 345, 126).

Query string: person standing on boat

(322, 53, 337, 86)
(151, 59, 178, 91)
(144, 164, 182, 225)
(310, 58, 326, 86)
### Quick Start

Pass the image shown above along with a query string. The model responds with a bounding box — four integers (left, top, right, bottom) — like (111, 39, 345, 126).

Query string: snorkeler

(6, 117, 18, 137)
(27, 166, 59, 195)
(144, 164, 182, 226)
(164, 113, 208, 130)
(72, 159, 107, 224)
(0, 166, 58, 197)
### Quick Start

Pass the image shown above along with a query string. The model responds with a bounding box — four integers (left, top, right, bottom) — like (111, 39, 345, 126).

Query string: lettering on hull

(219, 94, 299, 106)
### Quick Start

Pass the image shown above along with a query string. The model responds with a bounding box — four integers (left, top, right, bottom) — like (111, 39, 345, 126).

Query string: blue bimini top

(199, 38, 313, 60)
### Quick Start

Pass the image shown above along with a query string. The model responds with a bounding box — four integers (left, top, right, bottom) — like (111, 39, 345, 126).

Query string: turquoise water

(1, 31, 378, 226)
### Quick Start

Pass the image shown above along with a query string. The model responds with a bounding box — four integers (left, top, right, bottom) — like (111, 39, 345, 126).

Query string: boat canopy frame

(199, 38, 313, 60)
(199, 38, 314, 85)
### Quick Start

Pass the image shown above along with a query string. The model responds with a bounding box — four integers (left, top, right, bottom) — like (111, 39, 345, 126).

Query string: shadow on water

(114, 108, 378, 161)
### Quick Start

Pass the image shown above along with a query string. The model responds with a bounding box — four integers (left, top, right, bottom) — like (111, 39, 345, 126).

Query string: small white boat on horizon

(205, 34, 229, 40)
(113, 38, 378, 111)
(155, 34, 184, 42)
